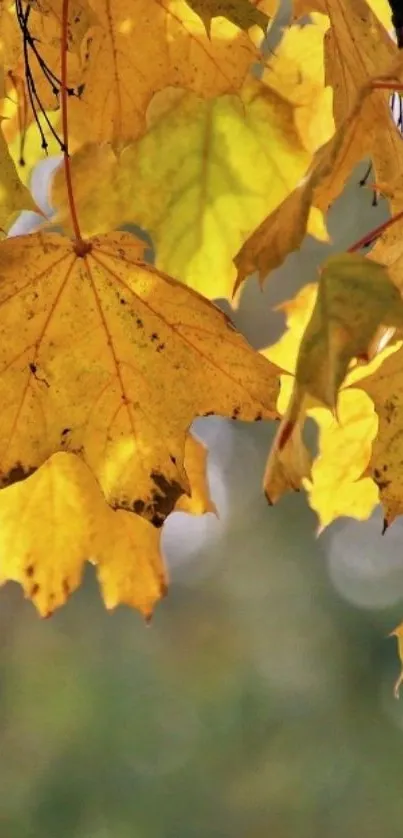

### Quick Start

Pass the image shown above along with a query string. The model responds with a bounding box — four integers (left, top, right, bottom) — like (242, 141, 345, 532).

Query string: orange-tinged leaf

(0, 231, 279, 527)
(0, 451, 166, 619)
(66, 0, 264, 146)
(52, 80, 313, 299)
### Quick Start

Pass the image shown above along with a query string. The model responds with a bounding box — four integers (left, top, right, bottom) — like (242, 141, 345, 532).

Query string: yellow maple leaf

(3, 0, 84, 128)
(262, 254, 403, 523)
(304, 390, 379, 528)
(293, 0, 392, 30)
(31, 0, 98, 54)
(65, 0, 266, 146)
(0, 451, 166, 619)
(0, 230, 279, 528)
(261, 17, 334, 153)
(290, 253, 403, 411)
(51, 80, 313, 299)
(175, 433, 217, 516)
(234, 74, 402, 288)
(356, 343, 403, 527)
(0, 122, 39, 229)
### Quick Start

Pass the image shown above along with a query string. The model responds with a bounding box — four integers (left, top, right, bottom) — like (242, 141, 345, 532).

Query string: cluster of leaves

(2, 0, 403, 667)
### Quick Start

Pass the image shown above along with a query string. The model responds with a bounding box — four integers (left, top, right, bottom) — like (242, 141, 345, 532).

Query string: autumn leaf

(261, 17, 334, 153)
(293, 0, 403, 204)
(3, 1, 84, 131)
(185, 0, 271, 37)
(290, 253, 403, 411)
(30, 0, 98, 54)
(0, 121, 39, 229)
(175, 433, 217, 516)
(355, 342, 403, 528)
(65, 0, 267, 146)
(293, 0, 393, 29)
(0, 230, 279, 529)
(261, 253, 403, 520)
(51, 79, 314, 298)
(305, 0, 396, 129)
(304, 390, 379, 529)
(0, 451, 166, 619)
(263, 393, 312, 505)
(234, 76, 403, 288)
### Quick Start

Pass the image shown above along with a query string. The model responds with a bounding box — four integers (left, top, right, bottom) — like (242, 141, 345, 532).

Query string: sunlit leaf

(51, 80, 314, 298)
(0, 451, 166, 619)
(0, 231, 279, 529)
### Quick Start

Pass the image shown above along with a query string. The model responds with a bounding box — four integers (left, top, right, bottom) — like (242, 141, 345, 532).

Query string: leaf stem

(348, 208, 403, 252)
(61, 0, 84, 249)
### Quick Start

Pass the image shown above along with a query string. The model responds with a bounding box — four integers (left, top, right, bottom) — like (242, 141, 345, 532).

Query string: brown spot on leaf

(254, 412, 263, 421)
(133, 499, 145, 515)
(384, 398, 398, 425)
(1, 463, 36, 488)
(150, 471, 183, 521)
(231, 406, 241, 420)
(25, 564, 35, 578)
(31, 583, 40, 596)
(63, 579, 70, 597)
(373, 468, 391, 492)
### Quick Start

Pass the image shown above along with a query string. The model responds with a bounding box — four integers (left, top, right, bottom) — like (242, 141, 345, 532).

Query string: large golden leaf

(0, 451, 166, 619)
(0, 231, 279, 526)
(65, 0, 267, 146)
(51, 80, 313, 298)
